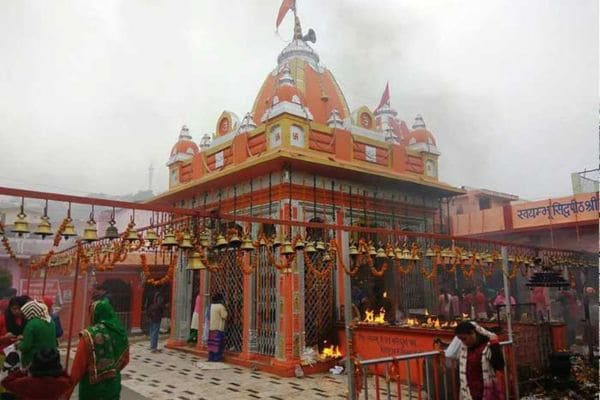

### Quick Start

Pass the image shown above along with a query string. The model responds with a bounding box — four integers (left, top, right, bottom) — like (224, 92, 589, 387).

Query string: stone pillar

(169, 250, 193, 345)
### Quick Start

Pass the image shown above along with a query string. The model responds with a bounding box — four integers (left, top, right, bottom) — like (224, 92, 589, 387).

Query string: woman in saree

(207, 293, 228, 362)
(70, 299, 129, 400)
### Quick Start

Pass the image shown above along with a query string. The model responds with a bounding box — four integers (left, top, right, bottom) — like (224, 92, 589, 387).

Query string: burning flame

(406, 318, 419, 327)
(321, 345, 342, 359)
(424, 309, 430, 316)
(363, 308, 386, 324)
(383, 291, 387, 298)
(461, 313, 469, 320)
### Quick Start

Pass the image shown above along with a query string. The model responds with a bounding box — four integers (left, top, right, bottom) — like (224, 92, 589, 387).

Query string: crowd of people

(0, 291, 129, 400)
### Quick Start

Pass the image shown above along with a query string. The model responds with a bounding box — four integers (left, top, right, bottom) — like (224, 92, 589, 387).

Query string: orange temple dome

(406, 114, 438, 148)
(167, 125, 199, 167)
(251, 27, 350, 126)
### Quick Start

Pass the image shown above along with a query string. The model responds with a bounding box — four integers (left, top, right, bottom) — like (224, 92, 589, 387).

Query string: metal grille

(397, 258, 435, 313)
(254, 247, 277, 356)
(209, 249, 244, 353)
(304, 252, 334, 347)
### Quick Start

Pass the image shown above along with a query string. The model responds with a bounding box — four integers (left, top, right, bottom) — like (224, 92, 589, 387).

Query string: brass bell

(349, 244, 359, 256)
(228, 233, 242, 248)
(315, 241, 326, 251)
(145, 229, 158, 243)
(258, 236, 268, 247)
(280, 240, 294, 256)
(294, 238, 305, 250)
(411, 251, 421, 261)
(272, 236, 282, 249)
(387, 247, 395, 258)
(125, 226, 140, 242)
(394, 246, 403, 259)
(186, 251, 206, 270)
(82, 221, 98, 242)
(401, 249, 411, 260)
(376, 247, 387, 258)
(322, 252, 332, 262)
(304, 241, 316, 254)
(369, 245, 377, 257)
(34, 216, 53, 239)
(179, 232, 194, 249)
(241, 237, 255, 252)
(62, 218, 77, 239)
(162, 231, 178, 247)
(425, 247, 435, 258)
(215, 234, 228, 249)
(11, 213, 30, 236)
(105, 222, 119, 240)
(199, 231, 211, 247)
(441, 248, 453, 258)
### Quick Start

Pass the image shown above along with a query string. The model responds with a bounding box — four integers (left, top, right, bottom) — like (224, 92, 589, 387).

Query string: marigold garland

(304, 251, 333, 279)
(140, 252, 177, 286)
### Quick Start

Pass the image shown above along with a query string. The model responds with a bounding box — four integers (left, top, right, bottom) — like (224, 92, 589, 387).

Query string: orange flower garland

(140, 252, 177, 286)
(304, 251, 334, 279)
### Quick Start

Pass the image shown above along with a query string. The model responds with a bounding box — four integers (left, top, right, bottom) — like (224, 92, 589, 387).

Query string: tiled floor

(122, 341, 350, 400)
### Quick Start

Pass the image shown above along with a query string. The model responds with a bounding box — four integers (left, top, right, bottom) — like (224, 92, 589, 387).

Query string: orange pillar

(130, 274, 144, 334)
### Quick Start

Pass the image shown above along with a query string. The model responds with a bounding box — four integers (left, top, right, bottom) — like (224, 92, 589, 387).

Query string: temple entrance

(209, 249, 244, 353)
(97, 279, 131, 331)
(304, 251, 334, 347)
(253, 246, 277, 356)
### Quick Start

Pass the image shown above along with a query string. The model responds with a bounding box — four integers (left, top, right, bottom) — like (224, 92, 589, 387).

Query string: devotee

(438, 289, 451, 320)
(460, 289, 474, 316)
(146, 293, 164, 353)
(208, 293, 228, 362)
(2, 348, 72, 400)
(187, 292, 201, 344)
(42, 296, 63, 340)
(558, 288, 579, 346)
(454, 321, 505, 400)
(4, 296, 29, 338)
(530, 287, 547, 321)
(473, 287, 487, 320)
(69, 299, 129, 400)
(492, 289, 515, 320)
(18, 300, 57, 369)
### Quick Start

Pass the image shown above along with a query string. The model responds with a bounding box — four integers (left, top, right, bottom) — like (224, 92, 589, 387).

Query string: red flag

(276, 0, 295, 29)
(377, 82, 390, 109)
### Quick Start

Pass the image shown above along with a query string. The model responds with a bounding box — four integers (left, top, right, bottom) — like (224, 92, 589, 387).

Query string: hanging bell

(401, 249, 411, 260)
(425, 247, 435, 258)
(394, 246, 403, 259)
(62, 218, 77, 239)
(162, 231, 178, 247)
(186, 251, 206, 270)
(294, 238, 305, 250)
(376, 247, 387, 259)
(387, 247, 395, 258)
(368, 245, 377, 257)
(34, 216, 53, 239)
(215, 234, 228, 249)
(199, 231, 211, 248)
(125, 227, 140, 242)
(258, 236, 268, 247)
(145, 229, 158, 243)
(349, 244, 359, 256)
(280, 240, 294, 256)
(241, 237, 255, 252)
(105, 222, 119, 240)
(11, 213, 30, 236)
(304, 241, 316, 254)
(228, 232, 242, 248)
(315, 241, 326, 251)
(179, 232, 194, 249)
(322, 252, 332, 262)
(272, 236, 282, 249)
(82, 221, 98, 243)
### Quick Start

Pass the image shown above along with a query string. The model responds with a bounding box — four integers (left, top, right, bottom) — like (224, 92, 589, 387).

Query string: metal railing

(354, 341, 516, 400)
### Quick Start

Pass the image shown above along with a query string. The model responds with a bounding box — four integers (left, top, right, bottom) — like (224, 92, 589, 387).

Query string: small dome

(170, 139, 199, 157)
(169, 125, 199, 162)
(407, 115, 436, 146)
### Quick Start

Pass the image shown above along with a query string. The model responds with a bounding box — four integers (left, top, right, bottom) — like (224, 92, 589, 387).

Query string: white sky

(0, 0, 597, 201)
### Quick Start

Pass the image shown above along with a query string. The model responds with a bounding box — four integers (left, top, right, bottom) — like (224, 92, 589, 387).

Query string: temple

(150, 12, 463, 374)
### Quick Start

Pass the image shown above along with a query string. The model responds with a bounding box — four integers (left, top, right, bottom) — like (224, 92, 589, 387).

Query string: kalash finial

(293, 15, 303, 40)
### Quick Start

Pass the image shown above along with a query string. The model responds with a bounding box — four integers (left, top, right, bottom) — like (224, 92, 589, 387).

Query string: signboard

(19, 279, 62, 303)
(512, 192, 599, 230)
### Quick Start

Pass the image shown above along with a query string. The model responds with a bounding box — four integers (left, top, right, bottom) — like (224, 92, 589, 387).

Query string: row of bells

(349, 244, 421, 261)
(9, 213, 80, 240)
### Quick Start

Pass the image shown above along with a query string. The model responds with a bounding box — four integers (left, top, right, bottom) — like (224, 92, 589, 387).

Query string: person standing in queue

(207, 293, 228, 362)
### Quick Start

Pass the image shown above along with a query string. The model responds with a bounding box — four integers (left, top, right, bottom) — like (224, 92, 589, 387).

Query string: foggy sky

(0, 0, 597, 201)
